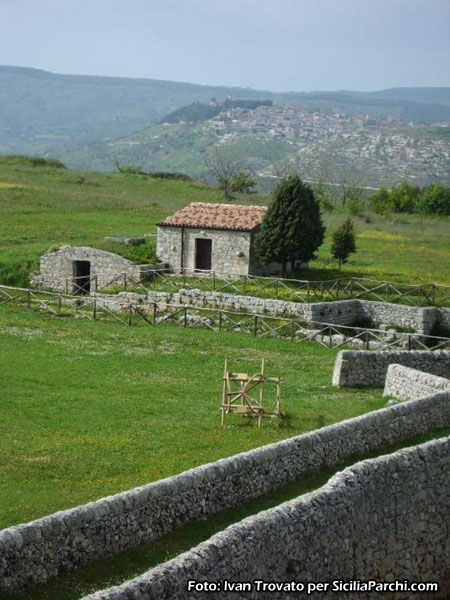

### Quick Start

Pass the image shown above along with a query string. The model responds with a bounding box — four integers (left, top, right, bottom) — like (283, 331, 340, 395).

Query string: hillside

(0, 65, 269, 156)
(1, 65, 450, 179)
(1, 155, 450, 289)
(69, 103, 450, 187)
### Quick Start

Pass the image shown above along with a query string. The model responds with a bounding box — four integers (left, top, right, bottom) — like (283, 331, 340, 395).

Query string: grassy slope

(1, 155, 450, 286)
(0, 303, 383, 529)
(5, 427, 448, 600)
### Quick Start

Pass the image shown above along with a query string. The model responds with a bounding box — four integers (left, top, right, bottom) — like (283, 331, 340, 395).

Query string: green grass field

(0, 302, 383, 529)
(5, 426, 448, 600)
(1, 155, 450, 288)
(2, 155, 449, 598)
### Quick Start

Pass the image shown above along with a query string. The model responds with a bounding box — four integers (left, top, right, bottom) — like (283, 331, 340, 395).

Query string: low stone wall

(143, 288, 450, 334)
(384, 364, 450, 403)
(3, 389, 450, 592)
(84, 437, 450, 600)
(332, 350, 450, 387)
(360, 300, 435, 334)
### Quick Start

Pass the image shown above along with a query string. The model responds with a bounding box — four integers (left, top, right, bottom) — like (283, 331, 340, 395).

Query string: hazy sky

(1, 0, 449, 91)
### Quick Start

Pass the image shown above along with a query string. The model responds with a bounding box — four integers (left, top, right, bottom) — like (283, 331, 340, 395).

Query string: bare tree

(203, 148, 256, 201)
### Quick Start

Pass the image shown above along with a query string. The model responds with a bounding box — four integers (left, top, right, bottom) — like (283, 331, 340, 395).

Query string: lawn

(0, 303, 383, 529)
(1, 155, 450, 288)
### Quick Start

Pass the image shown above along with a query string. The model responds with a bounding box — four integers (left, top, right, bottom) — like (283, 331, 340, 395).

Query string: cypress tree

(255, 175, 325, 275)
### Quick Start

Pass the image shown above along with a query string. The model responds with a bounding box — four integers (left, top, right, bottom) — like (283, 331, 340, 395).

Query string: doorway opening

(73, 260, 91, 294)
(195, 239, 212, 271)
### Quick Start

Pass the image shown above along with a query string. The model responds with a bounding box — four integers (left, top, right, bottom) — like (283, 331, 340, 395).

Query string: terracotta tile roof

(158, 202, 267, 232)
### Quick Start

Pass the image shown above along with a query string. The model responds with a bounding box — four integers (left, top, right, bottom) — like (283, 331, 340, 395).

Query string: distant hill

(1, 64, 450, 179)
(159, 99, 273, 124)
(0, 65, 270, 155)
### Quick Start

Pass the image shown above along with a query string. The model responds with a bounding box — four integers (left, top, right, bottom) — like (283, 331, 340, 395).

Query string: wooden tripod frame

(221, 358, 283, 428)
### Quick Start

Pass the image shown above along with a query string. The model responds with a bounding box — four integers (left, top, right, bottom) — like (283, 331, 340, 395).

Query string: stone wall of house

(156, 227, 183, 272)
(2, 388, 450, 592)
(157, 226, 253, 276)
(84, 437, 450, 600)
(30, 246, 149, 293)
(384, 364, 450, 403)
(332, 350, 450, 387)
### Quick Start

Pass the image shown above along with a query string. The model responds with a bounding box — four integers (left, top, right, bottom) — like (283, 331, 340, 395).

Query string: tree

(369, 186, 392, 215)
(416, 183, 450, 215)
(344, 183, 364, 216)
(203, 149, 256, 201)
(255, 175, 325, 276)
(389, 181, 419, 213)
(315, 180, 335, 212)
(331, 218, 356, 270)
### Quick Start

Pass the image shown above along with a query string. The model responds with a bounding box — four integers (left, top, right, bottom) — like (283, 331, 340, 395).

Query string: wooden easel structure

(221, 358, 283, 428)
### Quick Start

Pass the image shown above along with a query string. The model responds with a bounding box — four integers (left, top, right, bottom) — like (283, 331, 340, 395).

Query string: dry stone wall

(84, 437, 450, 600)
(144, 289, 450, 334)
(332, 350, 450, 387)
(360, 300, 435, 334)
(2, 388, 450, 592)
(384, 364, 450, 403)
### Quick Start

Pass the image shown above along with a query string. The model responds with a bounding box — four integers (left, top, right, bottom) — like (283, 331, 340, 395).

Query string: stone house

(31, 246, 154, 294)
(157, 202, 282, 276)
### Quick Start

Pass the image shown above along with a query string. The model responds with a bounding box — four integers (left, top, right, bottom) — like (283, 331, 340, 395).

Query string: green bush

(369, 186, 392, 215)
(417, 183, 450, 216)
(389, 182, 420, 213)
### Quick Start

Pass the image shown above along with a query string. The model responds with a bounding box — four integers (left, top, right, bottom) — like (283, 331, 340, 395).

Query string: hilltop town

(156, 101, 450, 185)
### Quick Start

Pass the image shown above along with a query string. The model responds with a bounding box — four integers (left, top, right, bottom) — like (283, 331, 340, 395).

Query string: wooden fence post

(254, 315, 258, 336)
(219, 310, 223, 331)
(58, 295, 62, 313)
(128, 304, 132, 326)
(27, 290, 31, 309)
(153, 302, 157, 324)
(123, 273, 127, 290)
(184, 306, 188, 327)
(213, 271, 216, 291)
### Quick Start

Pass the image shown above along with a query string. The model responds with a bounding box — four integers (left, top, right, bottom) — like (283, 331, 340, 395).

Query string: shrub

(369, 186, 392, 215)
(416, 183, 450, 216)
(344, 184, 364, 217)
(330, 218, 357, 270)
(389, 182, 420, 213)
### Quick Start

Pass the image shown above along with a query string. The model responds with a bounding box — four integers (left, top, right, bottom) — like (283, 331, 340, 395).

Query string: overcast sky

(1, 0, 449, 91)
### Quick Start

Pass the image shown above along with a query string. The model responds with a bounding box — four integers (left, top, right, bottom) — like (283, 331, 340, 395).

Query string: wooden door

(195, 239, 212, 271)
